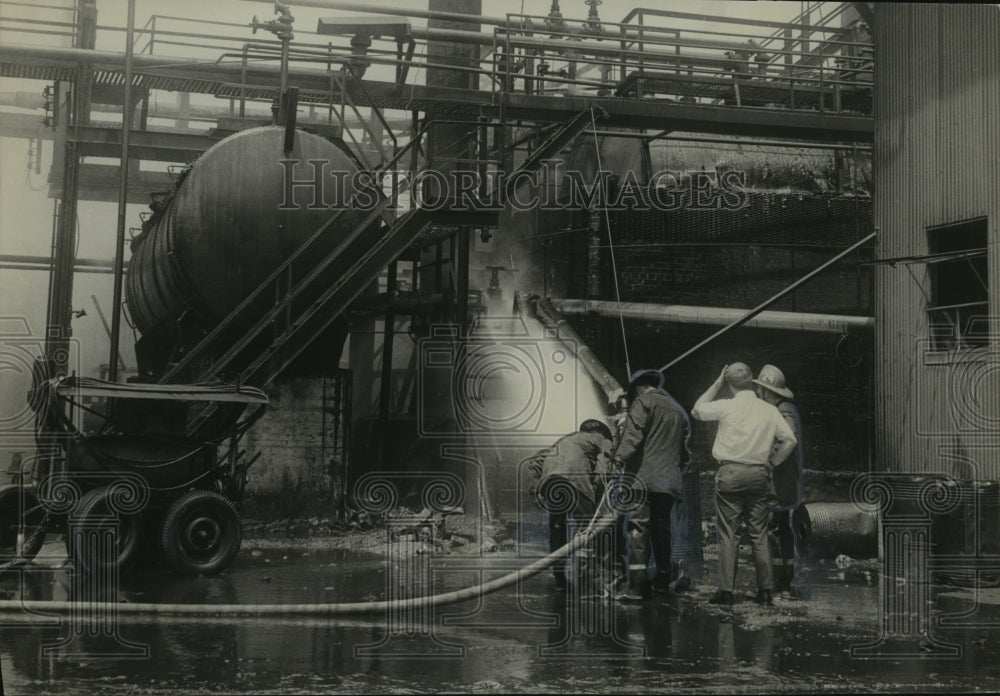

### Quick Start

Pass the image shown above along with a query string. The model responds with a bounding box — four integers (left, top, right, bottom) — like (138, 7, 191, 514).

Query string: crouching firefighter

(611, 369, 691, 602)
(754, 364, 804, 596)
(523, 419, 615, 594)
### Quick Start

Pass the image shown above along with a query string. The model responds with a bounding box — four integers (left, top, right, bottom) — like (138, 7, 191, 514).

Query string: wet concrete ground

(1, 520, 999, 694)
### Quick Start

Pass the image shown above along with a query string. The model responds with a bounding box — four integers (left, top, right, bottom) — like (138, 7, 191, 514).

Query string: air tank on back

(126, 126, 367, 379)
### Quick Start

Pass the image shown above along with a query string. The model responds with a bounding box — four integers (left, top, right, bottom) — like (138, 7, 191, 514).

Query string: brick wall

(242, 377, 347, 513)
(572, 193, 874, 473)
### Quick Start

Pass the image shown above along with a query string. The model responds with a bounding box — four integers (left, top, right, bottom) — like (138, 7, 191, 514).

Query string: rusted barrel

(793, 502, 879, 559)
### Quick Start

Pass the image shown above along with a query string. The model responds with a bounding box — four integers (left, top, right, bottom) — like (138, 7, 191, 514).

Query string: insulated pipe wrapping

(529, 296, 625, 409)
(0, 515, 618, 617)
(553, 299, 874, 334)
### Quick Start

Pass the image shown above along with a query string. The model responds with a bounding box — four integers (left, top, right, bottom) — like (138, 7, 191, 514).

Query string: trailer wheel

(66, 486, 143, 572)
(161, 490, 241, 575)
(0, 485, 47, 562)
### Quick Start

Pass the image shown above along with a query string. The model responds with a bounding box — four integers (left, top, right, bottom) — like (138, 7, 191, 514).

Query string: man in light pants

(692, 362, 797, 606)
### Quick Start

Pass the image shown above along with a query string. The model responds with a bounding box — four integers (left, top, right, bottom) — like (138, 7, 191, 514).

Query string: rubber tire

(160, 490, 242, 575)
(0, 485, 47, 562)
(66, 485, 143, 573)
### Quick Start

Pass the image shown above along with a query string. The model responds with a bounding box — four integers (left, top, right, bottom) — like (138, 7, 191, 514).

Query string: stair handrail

(186, 206, 433, 435)
(159, 121, 441, 384)
(161, 116, 497, 385)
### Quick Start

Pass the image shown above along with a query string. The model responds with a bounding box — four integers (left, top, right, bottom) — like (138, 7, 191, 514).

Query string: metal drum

(793, 501, 879, 559)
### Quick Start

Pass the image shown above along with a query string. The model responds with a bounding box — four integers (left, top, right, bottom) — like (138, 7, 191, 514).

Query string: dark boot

(773, 566, 793, 594)
(708, 590, 734, 605)
(608, 564, 627, 595)
(575, 547, 602, 597)
(669, 570, 692, 593)
(754, 589, 773, 606)
(617, 570, 652, 602)
(651, 571, 672, 594)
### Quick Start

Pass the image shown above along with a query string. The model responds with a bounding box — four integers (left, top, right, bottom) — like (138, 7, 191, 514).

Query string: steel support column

(45, 138, 80, 371)
(108, 0, 136, 382)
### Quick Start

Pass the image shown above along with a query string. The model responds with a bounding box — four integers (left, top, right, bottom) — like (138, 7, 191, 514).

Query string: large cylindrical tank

(126, 126, 367, 336)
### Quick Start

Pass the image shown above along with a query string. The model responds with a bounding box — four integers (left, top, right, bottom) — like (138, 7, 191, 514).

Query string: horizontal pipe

(586, 130, 873, 152)
(0, 40, 488, 82)
(312, 12, 859, 66)
(377, 24, 823, 67)
(658, 231, 877, 371)
(349, 291, 445, 315)
(530, 296, 625, 409)
(0, 263, 113, 274)
(622, 6, 854, 35)
(245, 0, 857, 42)
(309, 8, 867, 62)
(553, 299, 874, 334)
(0, 33, 858, 94)
(0, 254, 120, 274)
(241, 0, 509, 29)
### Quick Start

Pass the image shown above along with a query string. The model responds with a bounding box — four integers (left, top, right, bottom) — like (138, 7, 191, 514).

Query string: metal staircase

(228, 204, 433, 388)
(156, 109, 604, 438)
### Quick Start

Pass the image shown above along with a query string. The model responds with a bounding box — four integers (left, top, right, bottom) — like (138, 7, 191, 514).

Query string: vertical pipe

(409, 110, 419, 210)
(378, 262, 397, 467)
(108, 0, 135, 382)
(278, 35, 290, 124)
(341, 372, 351, 520)
(799, 2, 812, 58)
(46, 140, 79, 368)
(427, 0, 481, 325)
(45, 2, 98, 369)
(455, 229, 469, 325)
(240, 45, 248, 118)
(784, 27, 793, 75)
(586, 209, 602, 299)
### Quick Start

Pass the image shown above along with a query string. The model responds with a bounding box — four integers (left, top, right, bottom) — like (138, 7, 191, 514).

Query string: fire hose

(0, 488, 624, 618)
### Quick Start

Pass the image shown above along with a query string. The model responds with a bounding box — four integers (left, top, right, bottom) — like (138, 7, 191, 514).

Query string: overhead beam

(50, 163, 173, 203)
(491, 93, 874, 143)
(0, 44, 874, 143)
(67, 125, 220, 162)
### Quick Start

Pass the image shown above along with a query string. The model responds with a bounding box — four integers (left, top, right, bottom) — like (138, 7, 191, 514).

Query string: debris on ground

(242, 509, 514, 556)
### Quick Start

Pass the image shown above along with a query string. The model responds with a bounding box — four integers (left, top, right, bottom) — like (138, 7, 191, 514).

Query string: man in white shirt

(692, 363, 797, 606)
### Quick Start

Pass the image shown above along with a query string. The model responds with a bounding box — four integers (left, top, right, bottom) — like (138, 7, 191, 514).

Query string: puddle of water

(2, 545, 999, 694)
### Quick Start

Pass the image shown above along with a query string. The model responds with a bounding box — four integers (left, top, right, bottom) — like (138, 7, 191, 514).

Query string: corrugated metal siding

(874, 4, 1000, 479)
